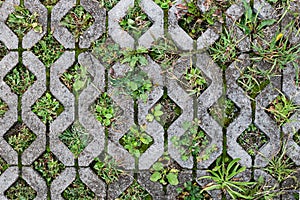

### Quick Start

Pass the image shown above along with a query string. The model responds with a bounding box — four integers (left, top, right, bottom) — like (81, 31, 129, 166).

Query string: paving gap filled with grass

(1, 0, 300, 199)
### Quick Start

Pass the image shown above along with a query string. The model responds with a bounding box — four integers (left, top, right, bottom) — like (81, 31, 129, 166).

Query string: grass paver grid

(0, 0, 299, 199)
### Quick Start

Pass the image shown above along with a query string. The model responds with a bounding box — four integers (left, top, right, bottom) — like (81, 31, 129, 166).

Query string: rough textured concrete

(0, 0, 299, 199)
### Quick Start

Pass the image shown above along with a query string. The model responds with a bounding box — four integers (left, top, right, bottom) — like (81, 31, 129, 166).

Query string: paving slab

(0, 0, 299, 199)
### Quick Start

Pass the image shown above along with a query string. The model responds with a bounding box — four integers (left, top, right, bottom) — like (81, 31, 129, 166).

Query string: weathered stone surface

(50, 51, 75, 166)
(226, 54, 252, 167)
(0, 0, 299, 198)
(21, 51, 46, 165)
(0, 52, 18, 165)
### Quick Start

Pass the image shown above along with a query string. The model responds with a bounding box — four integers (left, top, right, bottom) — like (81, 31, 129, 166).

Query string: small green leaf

(146, 114, 154, 122)
(128, 19, 135, 25)
(105, 113, 113, 119)
(152, 162, 164, 171)
(150, 171, 162, 182)
(140, 137, 150, 144)
(154, 110, 163, 117)
(139, 56, 148, 66)
(161, 2, 169, 9)
(206, 18, 214, 25)
(128, 81, 138, 91)
(166, 172, 179, 185)
(154, 104, 162, 111)
(257, 19, 276, 30)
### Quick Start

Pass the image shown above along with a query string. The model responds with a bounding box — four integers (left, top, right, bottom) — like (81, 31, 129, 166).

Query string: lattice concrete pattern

(0, 0, 299, 199)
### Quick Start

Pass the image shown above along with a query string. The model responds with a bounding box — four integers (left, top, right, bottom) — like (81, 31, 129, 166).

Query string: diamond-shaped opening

(4, 178, 37, 200)
(208, 27, 239, 70)
(4, 122, 36, 154)
(33, 150, 65, 186)
(62, 177, 95, 200)
(171, 121, 216, 162)
(0, 98, 8, 118)
(32, 92, 64, 124)
(0, 41, 8, 61)
(208, 96, 240, 128)
(265, 153, 296, 183)
(119, 1, 153, 39)
(293, 130, 300, 146)
(90, 152, 124, 184)
(6, 5, 42, 38)
(149, 155, 181, 186)
(237, 65, 270, 99)
(60, 5, 95, 42)
(4, 64, 36, 96)
(177, 0, 228, 40)
(236, 2, 285, 41)
(180, 65, 210, 97)
(149, 37, 181, 69)
(206, 153, 252, 197)
(177, 181, 211, 200)
(177, 1, 208, 40)
(148, 94, 182, 130)
(234, 0, 271, 38)
(97, 0, 120, 11)
(91, 36, 122, 68)
(236, 12, 257, 36)
(60, 63, 93, 93)
(40, 0, 59, 9)
(90, 92, 123, 128)
(266, 94, 298, 126)
(59, 121, 93, 158)
(32, 33, 64, 68)
(118, 180, 152, 199)
(110, 68, 153, 101)
(237, 124, 269, 156)
(0, 156, 9, 176)
(119, 124, 154, 158)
